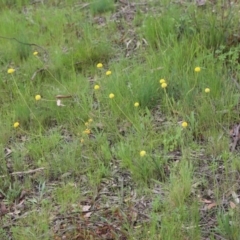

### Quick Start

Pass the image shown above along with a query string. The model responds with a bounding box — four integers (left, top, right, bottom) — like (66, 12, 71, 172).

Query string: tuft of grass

(90, 0, 115, 15)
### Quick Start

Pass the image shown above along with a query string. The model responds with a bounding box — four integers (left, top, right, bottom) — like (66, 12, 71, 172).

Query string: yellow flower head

(35, 95, 41, 101)
(97, 63, 103, 68)
(106, 70, 112, 76)
(140, 150, 146, 157)
(181, 121, 188, 128)
(85, 122, 89, 126)
(159, 79, 166, 84)
(194, 67, 201, 72)
(33, 51, 38, 56)
(134, 102, 139, 107)
(83, 129, 91, 135)
(80, 138, 84, 143)
(13, 122, 20, 128)
(8, 68, 15, 74)
(109, 93, 115, 99)
(94, 84, 100, 90)
(88, 118, 93, 123)
(205, 88, 210, 93)
(161, 82, 167, 89)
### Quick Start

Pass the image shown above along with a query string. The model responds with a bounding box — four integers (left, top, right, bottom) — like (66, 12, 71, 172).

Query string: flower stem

(11, 75, 44, 132)
(114, 100, 140, 132)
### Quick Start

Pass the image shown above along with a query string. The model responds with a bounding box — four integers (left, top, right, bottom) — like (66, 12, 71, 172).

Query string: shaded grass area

(1, 0, 240, 239)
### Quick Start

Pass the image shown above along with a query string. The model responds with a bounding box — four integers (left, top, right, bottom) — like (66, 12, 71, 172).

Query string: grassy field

(1, 0, 240, 239)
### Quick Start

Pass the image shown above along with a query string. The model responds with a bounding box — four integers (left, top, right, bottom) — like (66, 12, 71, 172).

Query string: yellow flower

(161, 82, 167, 88)
(194, 67, 201, 72)
(97, 63, 103, 68)
(8, 68, 15, 74)
(80, 138, 84, 143)
(94, 84, 100, 90)
(83, 129, 91, 134)
(140, 150, 146, 157)
(35, 95, 41, 101)
(106, 70, 112, 76)
(109, 93, 115, 99)
(181, 121, 188, 128)
(159, 79, 166, 84)
(85, 122, 89, 126)
(33, 51, 38, 56)
(134, 102, 139, 107)
(88, 118, 93, 123)
(205, 88, 210, 93)
(13, 122, 20, 128)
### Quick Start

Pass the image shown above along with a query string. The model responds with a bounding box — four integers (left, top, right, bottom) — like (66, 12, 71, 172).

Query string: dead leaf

(230, 201, 236, 209)
(0, 202, 8, 216)
(82, 205, 91, 212)
(134, 225, 142, 229)
(232, 191, 240, 204)
(207, 202, 217, 210)
(84, 211, 92, 218)
(201, 199, 212, 204)
(124, 197, 132, 203)
(135, 40, 141, 50)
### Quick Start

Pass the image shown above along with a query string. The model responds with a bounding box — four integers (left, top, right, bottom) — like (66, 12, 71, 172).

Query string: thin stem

(113, 100, 140, 132)
(45, 68, 70, 93)
(11, 75, 44, 132)
(185, 74, 199, 98)
(34, 56, 71, 94)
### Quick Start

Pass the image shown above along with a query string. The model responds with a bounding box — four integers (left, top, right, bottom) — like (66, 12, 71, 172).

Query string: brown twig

(0, 167, 45, 178)
(31, 68, 47, 80)
(0, 35, 47, 53)
(55, 95, 72, 99)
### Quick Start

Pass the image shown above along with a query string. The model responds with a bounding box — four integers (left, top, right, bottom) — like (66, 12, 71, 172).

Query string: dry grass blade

(55, 95, 72, 99)
(0, 167, 45, 178)
(31, 68, 47, 80)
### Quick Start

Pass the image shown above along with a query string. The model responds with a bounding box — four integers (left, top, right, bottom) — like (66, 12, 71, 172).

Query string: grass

(1, 0, 240, 239)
